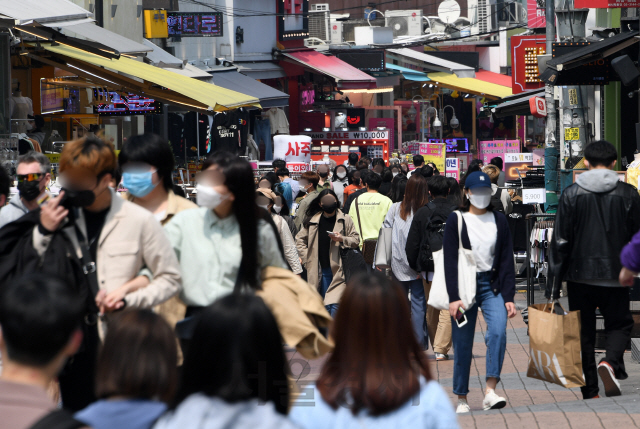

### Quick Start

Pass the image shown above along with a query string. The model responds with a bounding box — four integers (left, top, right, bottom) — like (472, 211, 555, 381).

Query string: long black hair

(388, 174, 408, 203)
(304, 188, 340, 228)
(175, 294, 290, 414)
(119, 133, 174, 191)
(202, 152, 259, 290)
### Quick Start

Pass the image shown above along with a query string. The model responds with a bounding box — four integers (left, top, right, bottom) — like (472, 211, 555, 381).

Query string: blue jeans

(451, 271, 507, 396)
(401, 278, 428, 350)
(254, 118, 272, 161)
(320, 267, 339, 317)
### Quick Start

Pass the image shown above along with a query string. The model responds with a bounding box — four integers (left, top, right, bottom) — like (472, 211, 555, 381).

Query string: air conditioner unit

(342, 18, 384, 43)
(468, 0, 494, 35)
(309, 8, 330, 41)
(384, 10, 424, 37)
(310, 3, 329, 12)
(329, 13, 348, 43)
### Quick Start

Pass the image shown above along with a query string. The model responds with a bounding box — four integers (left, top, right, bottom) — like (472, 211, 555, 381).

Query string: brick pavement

(287, 286, 640, 427)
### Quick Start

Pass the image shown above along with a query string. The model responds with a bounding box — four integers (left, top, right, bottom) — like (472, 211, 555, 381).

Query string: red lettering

(285, 142, 299, 157)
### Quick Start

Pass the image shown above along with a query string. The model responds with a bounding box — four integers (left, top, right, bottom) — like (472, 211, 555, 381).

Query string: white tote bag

(428, 211, 477, 311)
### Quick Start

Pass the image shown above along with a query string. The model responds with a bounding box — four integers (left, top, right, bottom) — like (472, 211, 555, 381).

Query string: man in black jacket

(548, 140, 640, 399)
(406, 175, 456, 360)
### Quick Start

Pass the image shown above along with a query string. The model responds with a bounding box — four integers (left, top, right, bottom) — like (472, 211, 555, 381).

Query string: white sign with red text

(274, 135, 312, 164)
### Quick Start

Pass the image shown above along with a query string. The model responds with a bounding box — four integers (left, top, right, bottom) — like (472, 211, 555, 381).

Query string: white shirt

(462, 211, 497, 272)
(265, 108, 289, 134)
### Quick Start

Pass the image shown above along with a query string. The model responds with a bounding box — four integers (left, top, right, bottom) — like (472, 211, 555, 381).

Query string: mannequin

(334, 112, 346, 129)
(10, 81, 34, 134)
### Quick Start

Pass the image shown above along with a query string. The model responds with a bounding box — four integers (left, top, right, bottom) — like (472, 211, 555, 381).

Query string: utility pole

(544, 0, 558, 211)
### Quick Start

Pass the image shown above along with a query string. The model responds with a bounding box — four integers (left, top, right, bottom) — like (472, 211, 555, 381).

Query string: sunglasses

(17, 173, 44, 183)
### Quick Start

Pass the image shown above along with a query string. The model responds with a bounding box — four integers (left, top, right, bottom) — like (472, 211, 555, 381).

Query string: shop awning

(427, 72, 512, 99)
(282, 50, 377, 90)
(385, 64, 431, 82)
(166, 64, 214, 79)
(492, 89, 545, 118)
(143, 39, 184, 68)
(546, 30, 639, 71)
(34, 43, 260, 111)
(0, 0, 93, 26)
(54, 22, 151, 55)
(475, 70, 512, 87)
(209, 70, 289, 108)
(236, 62, 286, 80)
(386, 48, 475, 78)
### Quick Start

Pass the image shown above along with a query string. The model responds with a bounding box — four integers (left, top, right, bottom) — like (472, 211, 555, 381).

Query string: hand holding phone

(456, 307, 468, 327)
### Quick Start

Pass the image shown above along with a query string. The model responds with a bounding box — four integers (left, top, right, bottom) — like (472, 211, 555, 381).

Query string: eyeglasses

(17, 173, 44, 183)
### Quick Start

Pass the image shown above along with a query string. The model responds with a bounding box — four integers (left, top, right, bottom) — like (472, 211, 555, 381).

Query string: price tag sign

(522, 189, 546, 204)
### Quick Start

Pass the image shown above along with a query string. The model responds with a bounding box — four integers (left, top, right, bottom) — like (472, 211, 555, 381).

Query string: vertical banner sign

(419, 143, 446, 173)
(273, 135, 312, 164)
(445, 158, 460, 181)
(477, 140, 521, 165)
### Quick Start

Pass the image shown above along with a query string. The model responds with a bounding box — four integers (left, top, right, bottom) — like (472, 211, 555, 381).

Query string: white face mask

(196, 184, 229, 210)
(337, 171, 347, 179)
(257, 204, 270, 211)
(467, 189, 491, 209)
(273, 205, 282, 214)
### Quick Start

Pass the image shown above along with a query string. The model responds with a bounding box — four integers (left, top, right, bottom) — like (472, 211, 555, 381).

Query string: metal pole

(196, 113, 200, 168)
(544, 0, 559, 212)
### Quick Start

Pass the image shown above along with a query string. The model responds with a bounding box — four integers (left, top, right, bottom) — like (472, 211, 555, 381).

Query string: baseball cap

(464, 171, 492, 190)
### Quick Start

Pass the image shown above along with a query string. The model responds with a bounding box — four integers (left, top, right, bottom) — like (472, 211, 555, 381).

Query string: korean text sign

(274, 135, 312, 164)
(478, 140, 520, 165)
(445, 158, 460, 181)
(419, 143, 446, 173)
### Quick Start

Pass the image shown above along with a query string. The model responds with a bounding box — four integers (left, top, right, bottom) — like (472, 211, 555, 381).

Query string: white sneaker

(456, 399, 471, 414)
(435, 353, 449, 361)
(598, 361, 621, 397)
(482, 389, 507, 410)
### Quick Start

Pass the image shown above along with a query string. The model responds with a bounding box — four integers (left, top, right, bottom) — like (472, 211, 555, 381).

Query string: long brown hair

(317, 272, 432, 416)
(399, 173, 429, 220)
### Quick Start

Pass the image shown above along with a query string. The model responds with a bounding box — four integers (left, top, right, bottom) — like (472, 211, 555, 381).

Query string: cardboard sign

(419, 143, 445, 173)
(523, 188, 546, 204)
(445, 157, 460, 181)
(273, 135, 312, 164)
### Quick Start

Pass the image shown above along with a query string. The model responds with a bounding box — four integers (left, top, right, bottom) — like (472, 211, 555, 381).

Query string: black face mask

(17, 180, 42, 202)
(60, 188, 96, 208)
(322, 202, 338, 213)
(318, 171, 329, 178)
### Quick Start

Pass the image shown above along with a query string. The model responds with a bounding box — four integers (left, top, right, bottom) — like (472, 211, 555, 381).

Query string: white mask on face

(196, 184, 229, 209)
(467, 189, 491, 209)
(273, 205, 282, 214)
(337, 171, 347, 179)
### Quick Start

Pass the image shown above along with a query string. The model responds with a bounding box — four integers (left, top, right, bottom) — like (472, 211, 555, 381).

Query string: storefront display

(301, 130, 390, 164)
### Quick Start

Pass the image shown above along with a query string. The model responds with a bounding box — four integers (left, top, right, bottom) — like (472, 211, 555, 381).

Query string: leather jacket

(546, 175, 640, 298)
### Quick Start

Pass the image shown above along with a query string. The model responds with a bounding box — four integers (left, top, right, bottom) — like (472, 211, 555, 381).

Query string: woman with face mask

(295, 189, 360, 316)
(164, 152, 288, 316)
(316, 164, 333, 192)
(256, 188, 302, 275)
(272, 191, 297, 238)
(442, 172, 517, 414)
(331, 165, 349, 207)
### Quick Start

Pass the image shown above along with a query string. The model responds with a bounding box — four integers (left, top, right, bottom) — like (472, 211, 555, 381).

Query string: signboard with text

(523, 188, 546, 204)
(527, 0, 546, 28)
(419, 143, 446, 173)
(552, 42, 611, 85)
(511, 34, 546, 94)
(575, 0, 640, 7)
(504, 153, 534, 180)
(274, 135, 312, 164)
(478, 140, 521, 165)
(167, 12, 223, 37)
(445, 158, 460, 181)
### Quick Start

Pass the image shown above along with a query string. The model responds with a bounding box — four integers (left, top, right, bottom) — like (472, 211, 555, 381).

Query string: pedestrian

(0, 165, 9, 208)
(289, 272, 459, 429)
(272, 159, 286, 173)
(419, 164, 434, 180)
(427, 162, 440, 176)
(444, 171, 516, 413)
(371, 158, 385, 175)
(258, 172, 278, 190)
(388, 174, 408, 203)
(296, 189, 360, 316)
(36, 136, 182, 411)
(406, 176, 456, 361)
(549, 140, 640, 399)
(0, 151, 51, 229)
(165, 152, 288, 317)
(294, 171, 320, 230)
(342, 169, 363, 201)
(347, 152, 359, 172)
(378, 168, 393, 196)
(391, 164, 402, 178)
(154, 294, 298, 429)
(490, 157, 506, 187)
(482, 164, 512, 215)
(332, 164, 349, 207)
(407, 154, 425, 178)
(275, 167, 296, 208)
(356, 159, 369, 171)
(446, 177, 462, 207)
(0, 275, 84, 429)
(459, 159, 483, 189)
(350, 171, 393, 247)
(343, 170, 370, 214)
(400, 162, 410, 175)
(256, 188, 302, 275)
(316, 163, 333, 192)
(382, 174, 430, 349)
(75, 310, 178, 429)
(272, 190, 298, 237)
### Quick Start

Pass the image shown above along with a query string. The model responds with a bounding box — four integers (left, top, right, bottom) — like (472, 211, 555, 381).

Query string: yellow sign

(568, 88, 578, 106)
(45, 153, 61, 164)
(564, 128, 579, 141)
(143, 10, 168, 38)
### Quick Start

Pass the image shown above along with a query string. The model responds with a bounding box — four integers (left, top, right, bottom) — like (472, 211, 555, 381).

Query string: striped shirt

(383, 202, 420, 281)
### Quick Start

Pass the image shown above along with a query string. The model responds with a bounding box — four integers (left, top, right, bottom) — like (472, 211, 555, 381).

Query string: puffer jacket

(547, 169, 640, 298)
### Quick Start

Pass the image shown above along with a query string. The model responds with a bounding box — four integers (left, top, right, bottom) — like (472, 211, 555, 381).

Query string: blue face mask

(122, 170, 157, 198)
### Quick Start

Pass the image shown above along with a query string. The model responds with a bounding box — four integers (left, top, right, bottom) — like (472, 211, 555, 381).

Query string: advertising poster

(445, 158, 460, 181)
(419, 143, 446, 173)
(532, 149, 545, 167)
(477, 140, 521, 165)
(504, 153, 533, 181)
(273, 135, 312, 164)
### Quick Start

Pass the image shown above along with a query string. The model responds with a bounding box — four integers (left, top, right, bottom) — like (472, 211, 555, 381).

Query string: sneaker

(598, 361, 621, 397)
(482, 389, 507, 411)
(435, 353, 449, 361)
(456, 399, 471, 414)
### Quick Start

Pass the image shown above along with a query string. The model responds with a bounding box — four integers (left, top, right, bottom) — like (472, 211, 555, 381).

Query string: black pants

(58, 322, 99, 412)
(567, 282, 634, 399)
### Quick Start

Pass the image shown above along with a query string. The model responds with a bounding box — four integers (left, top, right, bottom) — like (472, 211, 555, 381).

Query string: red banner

(574, 0, 640, 7)
(527, 0, 546, 28)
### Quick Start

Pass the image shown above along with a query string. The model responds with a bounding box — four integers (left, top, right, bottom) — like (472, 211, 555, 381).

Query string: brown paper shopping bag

(526, 302, 586, 388)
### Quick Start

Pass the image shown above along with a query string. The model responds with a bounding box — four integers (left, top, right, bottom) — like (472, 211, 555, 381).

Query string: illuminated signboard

(551, 42, 610, 85)
(167, 12, 223, 37)
(93, 90, 162, 116)
(511, 34, 546, 94)
(445, 138, 469, 153)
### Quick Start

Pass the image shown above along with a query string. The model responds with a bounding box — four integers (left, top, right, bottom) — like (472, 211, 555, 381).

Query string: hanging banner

(445, 157, 460, 181)
(477, 140, 521, 165)
(273, 135, 312, 163)
(419, 143, 446, 173)
(575, 0, 640, 7)
(527, 0, 546, 28)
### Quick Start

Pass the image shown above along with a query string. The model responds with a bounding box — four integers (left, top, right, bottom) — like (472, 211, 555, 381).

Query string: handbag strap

(455, 211, 464, 249)
(354, 195, 365, 240)
(73, 222, 100, 303)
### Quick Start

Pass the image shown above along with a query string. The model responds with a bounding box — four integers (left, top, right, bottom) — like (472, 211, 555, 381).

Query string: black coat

(547, 179, 640, 298)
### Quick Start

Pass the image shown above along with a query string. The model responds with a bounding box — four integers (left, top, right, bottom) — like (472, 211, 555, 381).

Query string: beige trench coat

(295, 210, 359, 305)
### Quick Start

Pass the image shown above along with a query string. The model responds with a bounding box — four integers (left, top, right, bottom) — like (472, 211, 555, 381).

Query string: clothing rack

(525, 213, 556, 306)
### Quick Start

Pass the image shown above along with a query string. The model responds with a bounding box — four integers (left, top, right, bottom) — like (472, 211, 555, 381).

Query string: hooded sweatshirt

(75, 399, 167, 429)
(153, 394, 299, 429)
(0, 195, 29, 229)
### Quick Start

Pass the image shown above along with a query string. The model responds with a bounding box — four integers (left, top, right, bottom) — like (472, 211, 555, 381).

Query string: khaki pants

(423, 279, 452, 354)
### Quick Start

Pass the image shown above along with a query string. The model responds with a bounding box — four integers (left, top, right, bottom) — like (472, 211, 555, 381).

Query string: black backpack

(29, 410, 85, 429)
(417, 202, 451, 273)
(491, 188, 505, 214)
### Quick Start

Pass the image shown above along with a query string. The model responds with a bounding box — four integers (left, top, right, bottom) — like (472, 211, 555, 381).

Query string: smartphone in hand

(456, 307, 468, 327)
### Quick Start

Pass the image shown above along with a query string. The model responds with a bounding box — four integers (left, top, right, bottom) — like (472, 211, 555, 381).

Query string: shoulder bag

(374, 204, 395, 270)
(355, 195, 378, 265)
(428, 211, 477, 311)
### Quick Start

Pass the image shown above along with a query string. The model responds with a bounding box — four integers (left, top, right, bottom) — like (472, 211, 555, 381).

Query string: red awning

(282, 50, 377, 90)
(475, 70, 512, 88)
